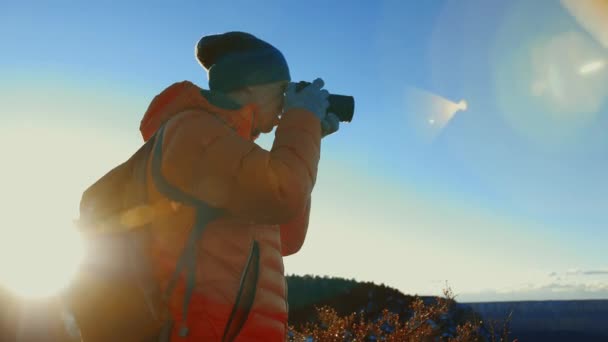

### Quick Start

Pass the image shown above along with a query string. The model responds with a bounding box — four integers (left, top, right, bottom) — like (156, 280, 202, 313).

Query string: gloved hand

(321, 113, 340, 138)
(283, 78, 339, 138)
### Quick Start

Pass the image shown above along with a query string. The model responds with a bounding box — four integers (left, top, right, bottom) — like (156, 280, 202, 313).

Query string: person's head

(196, 32, 290, 135)
(224, 80, 288, 134)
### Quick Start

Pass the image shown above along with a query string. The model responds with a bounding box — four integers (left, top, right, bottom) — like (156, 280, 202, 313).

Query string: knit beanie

(195, 31, 291, 92)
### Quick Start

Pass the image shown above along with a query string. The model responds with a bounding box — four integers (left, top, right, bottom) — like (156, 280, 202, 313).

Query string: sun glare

(0, 219, 84, 298)
(0, 126, 86, 298)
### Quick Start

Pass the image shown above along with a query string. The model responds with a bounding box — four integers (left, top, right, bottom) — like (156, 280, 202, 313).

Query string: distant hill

(467, 300, 608, 341)
(286, 275, 608, 341)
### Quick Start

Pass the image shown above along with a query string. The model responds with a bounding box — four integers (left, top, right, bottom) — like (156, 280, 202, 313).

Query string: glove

(321, 113, 340, 138)
(284, 78, 330, 121)
(283, 78, 339, 138)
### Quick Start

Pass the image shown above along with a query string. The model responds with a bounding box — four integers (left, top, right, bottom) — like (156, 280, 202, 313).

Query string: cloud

(459, 278, 608, 302)
(495, 281, 608, 295)
(549, 269, 608, 277)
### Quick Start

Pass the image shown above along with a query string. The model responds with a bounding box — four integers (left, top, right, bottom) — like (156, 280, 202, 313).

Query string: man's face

(249, 81, 289, 135)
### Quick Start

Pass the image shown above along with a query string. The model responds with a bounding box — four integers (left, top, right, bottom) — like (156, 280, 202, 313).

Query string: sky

(0, 0, 607, 302)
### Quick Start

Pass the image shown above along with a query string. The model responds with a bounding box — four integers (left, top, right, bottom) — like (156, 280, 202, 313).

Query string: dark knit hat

(195, 31, 291, 92)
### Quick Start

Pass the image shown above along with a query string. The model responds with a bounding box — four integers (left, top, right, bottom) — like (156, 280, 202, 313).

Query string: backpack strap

(150, 124, 222, 338)
(129, 134, 164, 324)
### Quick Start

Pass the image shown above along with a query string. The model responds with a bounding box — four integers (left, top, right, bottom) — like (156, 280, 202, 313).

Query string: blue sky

(1, 0, 607, 302)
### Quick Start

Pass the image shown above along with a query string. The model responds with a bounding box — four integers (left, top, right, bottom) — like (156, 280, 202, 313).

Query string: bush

(288, 287, 515, 342)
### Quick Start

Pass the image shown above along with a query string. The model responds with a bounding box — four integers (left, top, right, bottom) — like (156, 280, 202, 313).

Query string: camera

(295, 81, 355, 123)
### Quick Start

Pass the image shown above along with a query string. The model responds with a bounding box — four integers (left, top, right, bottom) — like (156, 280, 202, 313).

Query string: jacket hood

(139, 81, 257, 142)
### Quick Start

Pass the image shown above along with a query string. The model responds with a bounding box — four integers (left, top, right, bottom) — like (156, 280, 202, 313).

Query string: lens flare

(579, 60, 606, 75)
(530, 32, 608, 114)
(494, 26, 608, 148)
(404, 87, 468, 143)
(457, 100, 468, 111)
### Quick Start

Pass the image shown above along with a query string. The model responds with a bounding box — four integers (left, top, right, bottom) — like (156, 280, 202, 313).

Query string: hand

(283, 78, 330, 122)
(321, 113, 340, 138)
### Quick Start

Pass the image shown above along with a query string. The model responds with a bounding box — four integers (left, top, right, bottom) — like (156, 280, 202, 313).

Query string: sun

(0, 219, 84, 298)
(0, 126, 86, 299)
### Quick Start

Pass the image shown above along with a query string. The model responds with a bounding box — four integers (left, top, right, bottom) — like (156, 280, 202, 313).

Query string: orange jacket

(138, 81, 321, 341)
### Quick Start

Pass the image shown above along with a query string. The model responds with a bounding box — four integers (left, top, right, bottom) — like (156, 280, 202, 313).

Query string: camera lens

(295, 81, 355, 123)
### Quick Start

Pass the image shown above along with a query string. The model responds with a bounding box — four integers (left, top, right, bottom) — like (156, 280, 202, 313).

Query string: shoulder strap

(127, 133, 165, 322)
(150, 124, 206, 206)
(150, 124, 222, 338)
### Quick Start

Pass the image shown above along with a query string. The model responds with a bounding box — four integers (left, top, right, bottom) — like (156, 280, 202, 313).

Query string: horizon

(285, 273, 608, 304)
(1, 0, 607, 303)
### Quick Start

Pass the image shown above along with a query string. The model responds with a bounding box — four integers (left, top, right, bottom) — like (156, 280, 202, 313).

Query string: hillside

(467, 300, 608, 341)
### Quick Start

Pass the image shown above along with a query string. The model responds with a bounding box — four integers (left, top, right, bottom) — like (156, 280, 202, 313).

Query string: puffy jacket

(137, 80, 321, 341)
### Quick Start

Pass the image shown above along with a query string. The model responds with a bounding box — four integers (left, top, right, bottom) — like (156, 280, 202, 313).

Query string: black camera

(295, 81, 355, 123)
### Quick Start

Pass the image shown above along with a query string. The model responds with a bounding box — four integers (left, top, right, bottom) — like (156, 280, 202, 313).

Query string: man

(77, 31, 339, 341)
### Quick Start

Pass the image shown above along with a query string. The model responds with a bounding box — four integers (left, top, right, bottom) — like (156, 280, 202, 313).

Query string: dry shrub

(288, 287, 514, 342)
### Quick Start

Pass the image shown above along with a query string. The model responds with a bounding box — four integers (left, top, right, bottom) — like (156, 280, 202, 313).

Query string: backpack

(63, 125, 225, 341)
